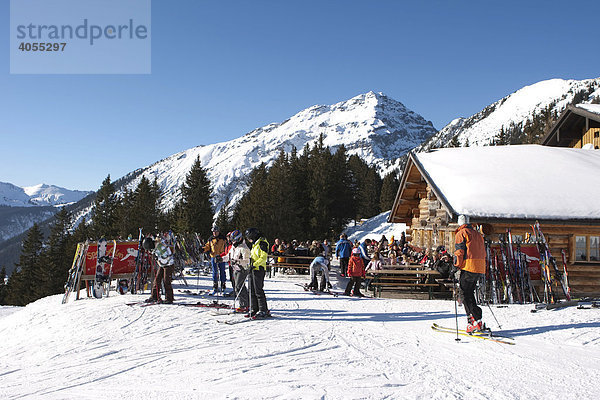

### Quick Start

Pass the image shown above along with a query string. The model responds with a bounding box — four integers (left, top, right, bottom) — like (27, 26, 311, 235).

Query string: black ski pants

(249, 267, 268, 313)
(460, 270, 483, 321)
(344, 276, 363, 296)
(339, 257, 349, 276)
(233, 268, 249, 308)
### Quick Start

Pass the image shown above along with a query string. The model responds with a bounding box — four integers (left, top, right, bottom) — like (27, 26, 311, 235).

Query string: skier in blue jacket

(335, 234, 353, 277)
(359, 239, 371, 267)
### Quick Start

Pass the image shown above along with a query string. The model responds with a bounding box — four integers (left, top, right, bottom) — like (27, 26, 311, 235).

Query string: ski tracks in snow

(1, 275, 600, 399)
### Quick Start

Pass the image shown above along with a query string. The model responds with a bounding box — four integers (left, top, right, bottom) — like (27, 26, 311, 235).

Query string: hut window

(575, 235, 600, 262)
(576, 236, 587, 261)
(591, 236, 600, 261)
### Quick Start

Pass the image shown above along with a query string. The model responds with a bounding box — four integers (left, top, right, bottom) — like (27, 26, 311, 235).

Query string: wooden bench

(268, 255, 315, 274)
(366, 269, 445, 299)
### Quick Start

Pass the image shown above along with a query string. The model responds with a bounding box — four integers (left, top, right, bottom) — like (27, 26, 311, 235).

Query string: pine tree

(214, 197, 233, 235)
(449, 135, 460, 148)
(91, 175, 119, 239)
(380, 171, 400, 211)
(328, 145, 354, 236)
(289, 145, 311, 237)
(5, 224, 45, 306)
(307, 135, 335, 238)
(45, 208, 73, 295)
(129, 176, 161, 235)
(177, 156, 213, 233)
(233, 163, 269, 235)
(348, 155, 381, 220)
(0, 266, 7, 305)
(115, 188, 134, 238)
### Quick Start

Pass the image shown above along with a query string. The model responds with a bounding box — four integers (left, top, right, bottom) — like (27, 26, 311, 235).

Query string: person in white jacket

(308, 256, 332, 292)
(364, 252, 383, 293)
(222, 230, 251, 312)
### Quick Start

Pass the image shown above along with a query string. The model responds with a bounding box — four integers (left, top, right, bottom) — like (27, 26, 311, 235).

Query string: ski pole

(232, 266, 247, 311)
(486, 302, 502, 329)
(196, 261, 201, 295)
(452, 278, 461, 342)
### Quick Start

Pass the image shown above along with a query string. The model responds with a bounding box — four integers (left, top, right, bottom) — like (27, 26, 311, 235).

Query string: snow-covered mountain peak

(123, 91, 437, 214)
(421, 77, 600, 150)
(0, 182, 91, 207)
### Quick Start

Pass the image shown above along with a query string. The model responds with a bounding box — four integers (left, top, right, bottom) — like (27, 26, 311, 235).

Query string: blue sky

(2, 0, 599, 190)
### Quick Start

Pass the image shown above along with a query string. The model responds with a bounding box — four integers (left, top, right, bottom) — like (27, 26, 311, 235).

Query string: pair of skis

(295, 283, 340, 297)
(216, 312, 275, 325)
(431, 323, 515, 345)
(532, 221, 571, 303)
(62, 241, 90, 304)
(126, 300, 231, 309)
(92, 239, 117, 298)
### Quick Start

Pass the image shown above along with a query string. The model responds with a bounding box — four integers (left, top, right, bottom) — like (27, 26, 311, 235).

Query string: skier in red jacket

(344, 247, 366, 297)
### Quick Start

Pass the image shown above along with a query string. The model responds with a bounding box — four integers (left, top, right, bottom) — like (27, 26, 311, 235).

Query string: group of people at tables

(283, 232, 454, 297)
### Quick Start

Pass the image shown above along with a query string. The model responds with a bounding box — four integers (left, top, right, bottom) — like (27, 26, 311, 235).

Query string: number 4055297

(19, 42, 66, 51)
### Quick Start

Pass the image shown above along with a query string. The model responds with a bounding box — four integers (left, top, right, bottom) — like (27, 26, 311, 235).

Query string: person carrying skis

(307, 256, 332, 291)
(146, 235, 175, 304)
(245, 228, 270, 318)
(344, 247, 366, 297)
(204, 226, 228, 294)
(335, 234, 352, 277)
(453, 215, 487, 333)
(222, 229, 251, 312)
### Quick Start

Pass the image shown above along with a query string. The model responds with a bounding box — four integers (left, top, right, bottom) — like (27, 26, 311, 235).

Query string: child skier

(344, 247, 366, 297)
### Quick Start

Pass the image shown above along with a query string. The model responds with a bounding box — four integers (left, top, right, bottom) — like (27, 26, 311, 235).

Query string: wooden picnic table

(365, 268, 442, 299)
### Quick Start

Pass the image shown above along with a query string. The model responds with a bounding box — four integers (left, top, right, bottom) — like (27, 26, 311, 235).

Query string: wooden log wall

(405, 184, 600, 297)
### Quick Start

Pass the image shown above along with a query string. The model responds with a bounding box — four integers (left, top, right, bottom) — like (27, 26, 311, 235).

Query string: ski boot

(253, 310, 272, 319)
(210, 283, 218, 296)
(466, 316, 487, 334)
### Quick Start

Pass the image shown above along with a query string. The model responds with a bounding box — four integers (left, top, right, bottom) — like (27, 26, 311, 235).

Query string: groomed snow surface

(1, 266, 599, 400)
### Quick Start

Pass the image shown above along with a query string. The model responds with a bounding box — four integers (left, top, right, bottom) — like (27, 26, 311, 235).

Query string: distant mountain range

(0, 182, 91, 243)
(0, 182, 92, 208)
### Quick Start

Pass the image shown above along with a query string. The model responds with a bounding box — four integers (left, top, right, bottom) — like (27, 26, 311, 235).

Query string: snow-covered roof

(414, 145, 600, 220)
(575, 103, 600, 116)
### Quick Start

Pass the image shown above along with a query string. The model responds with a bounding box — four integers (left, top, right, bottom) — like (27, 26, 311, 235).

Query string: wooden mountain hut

(388, 144, 600, 297)
(542, 104, 600, 149)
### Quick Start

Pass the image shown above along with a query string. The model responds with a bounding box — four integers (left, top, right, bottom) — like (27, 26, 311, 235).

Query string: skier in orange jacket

(454, 214, 487, 333)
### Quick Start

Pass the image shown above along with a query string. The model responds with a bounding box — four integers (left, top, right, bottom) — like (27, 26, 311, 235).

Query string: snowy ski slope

(1, 267, 599, 399)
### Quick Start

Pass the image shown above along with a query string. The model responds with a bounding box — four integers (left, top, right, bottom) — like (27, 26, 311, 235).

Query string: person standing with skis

(146, 235, 175, 304)
(245, 228, 270, 318)
(453, 215, 487, 333)
(222, 230, 251, 312)
(344, 247, 366, 297)
(204, 226, 228, 294)
(335, 234, 352, 277)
